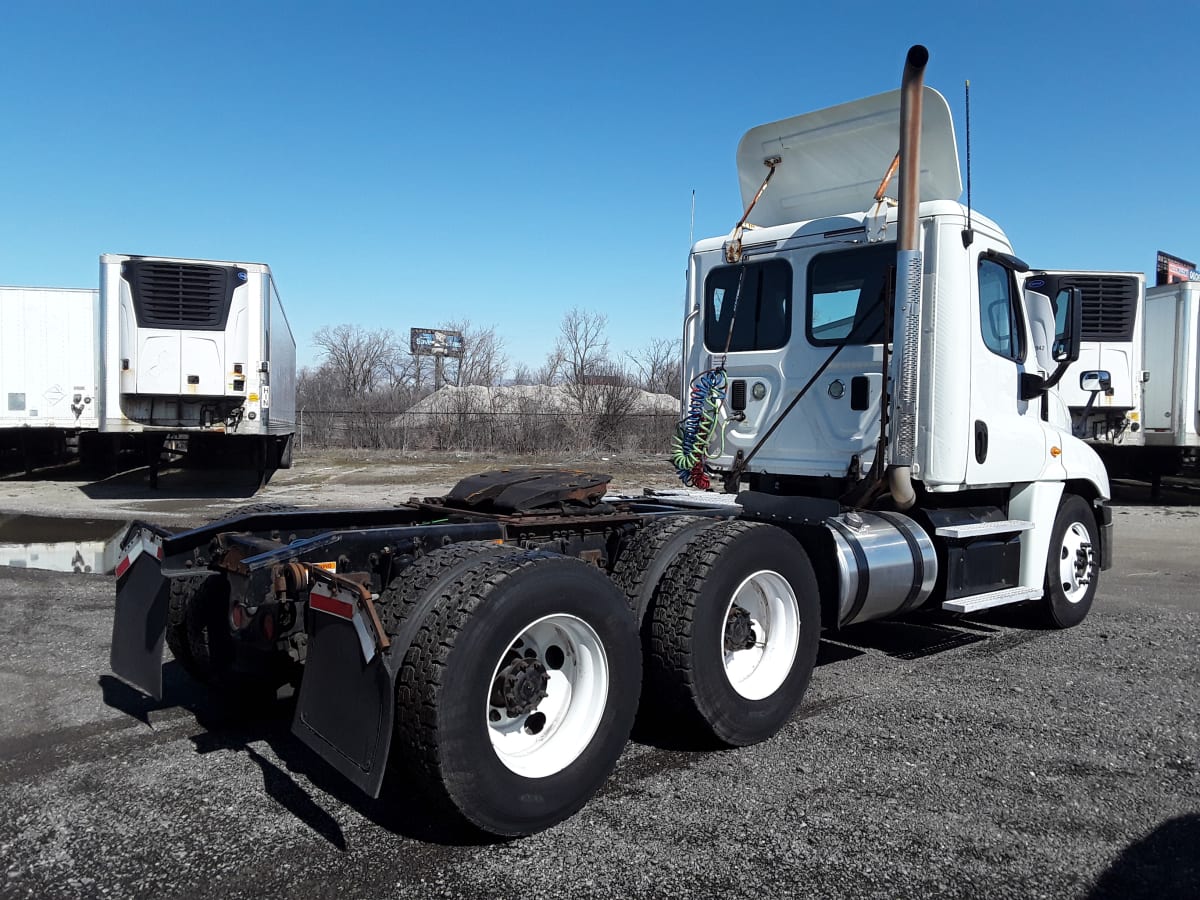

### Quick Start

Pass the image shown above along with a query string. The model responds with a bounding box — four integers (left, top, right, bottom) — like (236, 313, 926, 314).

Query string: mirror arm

(1042, 360, 1070, 391)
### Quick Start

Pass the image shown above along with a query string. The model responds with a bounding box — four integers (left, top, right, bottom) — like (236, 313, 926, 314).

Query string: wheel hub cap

(724, 605, 757, 652)
(491, 657, 550, 718)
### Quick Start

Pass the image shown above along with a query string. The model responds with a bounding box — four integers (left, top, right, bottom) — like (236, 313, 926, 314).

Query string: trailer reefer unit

(0, 286, 99, 462)
(1022, 271, 1145, 450)
(110, 46, 1113, 839)
(97, 254, 296, 469)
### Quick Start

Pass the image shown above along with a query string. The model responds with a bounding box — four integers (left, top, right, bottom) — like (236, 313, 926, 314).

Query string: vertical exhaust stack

(887, 44, 929, 511)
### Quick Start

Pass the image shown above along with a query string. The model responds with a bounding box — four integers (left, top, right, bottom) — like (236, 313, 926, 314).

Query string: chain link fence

(297, 409, 679, 453)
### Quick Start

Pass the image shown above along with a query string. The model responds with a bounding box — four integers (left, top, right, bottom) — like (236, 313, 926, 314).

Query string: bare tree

(509, 362, 535, 386)
(556, 307, 610, 387)
(440, 318, 509, 387)
(312, 324, 399, 396)
(536, 348, 565, 386)
(627, 337, 682, 398)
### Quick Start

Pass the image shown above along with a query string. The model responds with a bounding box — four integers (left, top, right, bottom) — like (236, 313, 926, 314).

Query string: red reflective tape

(309, 586, 354, 620)
(115, 540, 145, 579)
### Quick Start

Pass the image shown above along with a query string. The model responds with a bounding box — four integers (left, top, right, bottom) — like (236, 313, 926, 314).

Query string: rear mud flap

(110, 553, 170, 698)
(291, 613, 400, 798)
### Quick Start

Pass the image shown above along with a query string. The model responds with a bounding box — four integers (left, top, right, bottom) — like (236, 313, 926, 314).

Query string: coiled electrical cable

(671, 367, 727, 489)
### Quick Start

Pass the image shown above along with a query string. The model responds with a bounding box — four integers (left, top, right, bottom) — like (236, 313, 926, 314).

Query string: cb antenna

(689, 189, 696, 248)
(961, 79, 974, 248)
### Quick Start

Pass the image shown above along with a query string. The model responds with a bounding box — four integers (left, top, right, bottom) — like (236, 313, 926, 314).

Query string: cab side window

(978, 259, 1024, 361)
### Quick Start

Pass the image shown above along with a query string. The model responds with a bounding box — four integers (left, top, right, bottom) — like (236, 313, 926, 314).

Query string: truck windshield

(703, 258, 792, 353)
(807, 242, 895, 346)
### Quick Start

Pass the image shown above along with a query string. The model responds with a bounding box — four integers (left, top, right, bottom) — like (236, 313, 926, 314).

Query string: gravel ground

(0, 459, 1197, 899)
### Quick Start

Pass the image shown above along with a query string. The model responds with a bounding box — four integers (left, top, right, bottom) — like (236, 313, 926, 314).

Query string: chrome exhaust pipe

(888, 44, 928, 511)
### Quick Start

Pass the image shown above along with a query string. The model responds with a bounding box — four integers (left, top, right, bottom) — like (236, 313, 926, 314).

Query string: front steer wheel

(389, 551, 641, 836)
(1033, 494, 1101, 629)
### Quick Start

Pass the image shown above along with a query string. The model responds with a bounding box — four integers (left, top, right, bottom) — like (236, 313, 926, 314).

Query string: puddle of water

(0, 515, 128, 574)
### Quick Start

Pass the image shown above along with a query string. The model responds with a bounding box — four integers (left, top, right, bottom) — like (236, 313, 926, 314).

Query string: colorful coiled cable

(671, 367, 727, 489)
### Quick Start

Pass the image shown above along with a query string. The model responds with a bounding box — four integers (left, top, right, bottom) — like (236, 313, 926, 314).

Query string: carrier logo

(237, 271, 248, 281)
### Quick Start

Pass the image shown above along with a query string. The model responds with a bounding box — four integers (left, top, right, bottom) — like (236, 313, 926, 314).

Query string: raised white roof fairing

(736, 87, 962, 227)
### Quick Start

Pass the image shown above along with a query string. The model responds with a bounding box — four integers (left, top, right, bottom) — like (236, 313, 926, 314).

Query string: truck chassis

(111, 467, 1108, 836)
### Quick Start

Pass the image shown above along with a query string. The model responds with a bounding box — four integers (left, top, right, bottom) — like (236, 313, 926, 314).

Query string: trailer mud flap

(110, 542, 170, 699)
(291, 611, 400, 798)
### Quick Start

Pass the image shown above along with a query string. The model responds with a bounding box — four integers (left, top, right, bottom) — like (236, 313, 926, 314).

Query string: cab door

(965, 247, 1057, 484)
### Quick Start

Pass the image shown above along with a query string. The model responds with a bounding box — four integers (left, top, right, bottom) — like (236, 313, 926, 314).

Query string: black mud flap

(110, 545, 170, 699)
(291, 612, 401, 798)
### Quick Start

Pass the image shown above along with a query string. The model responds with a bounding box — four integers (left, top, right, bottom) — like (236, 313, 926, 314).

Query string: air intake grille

(1058, 274, 1139, 342)
(122, 260, 244, 330)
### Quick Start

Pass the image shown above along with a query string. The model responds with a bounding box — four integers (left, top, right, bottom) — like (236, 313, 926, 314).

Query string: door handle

(974, 420, 988, 464)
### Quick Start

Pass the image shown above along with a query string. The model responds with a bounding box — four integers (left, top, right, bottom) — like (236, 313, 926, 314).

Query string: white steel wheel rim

(720, 569, 800, 701)
(1058, 521, 1095, 604)
(486, 613, 609, 779)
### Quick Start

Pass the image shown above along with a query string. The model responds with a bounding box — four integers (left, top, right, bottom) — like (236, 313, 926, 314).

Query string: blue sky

(1, 1, 1194, 373)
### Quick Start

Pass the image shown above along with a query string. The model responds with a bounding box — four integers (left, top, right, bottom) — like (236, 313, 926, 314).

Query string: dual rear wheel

(380, 520, 821, 835)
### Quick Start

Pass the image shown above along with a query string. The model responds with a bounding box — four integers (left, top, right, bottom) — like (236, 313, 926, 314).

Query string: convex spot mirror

(1080, 370, 1112, 393)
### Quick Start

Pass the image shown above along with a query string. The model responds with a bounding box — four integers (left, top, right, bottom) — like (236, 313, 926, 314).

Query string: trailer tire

(1035, 494, 1100, 629)
(610, 515, 722, 623)
(390, 551, 641, 836)
(646, 520, 820, 746)
(275, 434, 294, 470)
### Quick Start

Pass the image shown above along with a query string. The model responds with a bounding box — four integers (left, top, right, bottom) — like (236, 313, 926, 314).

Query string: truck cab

(681, 83, 1110, 623)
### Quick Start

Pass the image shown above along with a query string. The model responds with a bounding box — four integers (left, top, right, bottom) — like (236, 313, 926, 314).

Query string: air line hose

(671, 367, 727, 489)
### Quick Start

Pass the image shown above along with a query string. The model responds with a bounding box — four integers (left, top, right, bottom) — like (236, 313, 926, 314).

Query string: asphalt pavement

(0, 486, 1197, 899)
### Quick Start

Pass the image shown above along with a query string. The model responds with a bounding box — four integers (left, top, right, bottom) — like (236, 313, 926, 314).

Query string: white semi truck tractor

(110, 46, 1111, 837)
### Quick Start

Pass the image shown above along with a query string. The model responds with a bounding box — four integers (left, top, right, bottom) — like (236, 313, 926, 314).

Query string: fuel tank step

(941, 585, 1042, 614)
(934, 519, 1033, 539)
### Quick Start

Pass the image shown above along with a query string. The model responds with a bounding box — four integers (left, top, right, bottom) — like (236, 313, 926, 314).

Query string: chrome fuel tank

(826, 510, 937, 626)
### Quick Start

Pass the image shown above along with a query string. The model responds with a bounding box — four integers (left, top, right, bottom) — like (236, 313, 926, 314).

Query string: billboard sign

(1156, 251, 1200, 285)
(410, 328, 464, 358)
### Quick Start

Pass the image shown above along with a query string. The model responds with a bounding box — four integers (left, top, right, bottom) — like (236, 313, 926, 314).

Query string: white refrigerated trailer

(1021, 271, 1146, 452)
(94, 254, 296, 475)
(0, 286, 99, 468)
(1142, 279, 1200, 470)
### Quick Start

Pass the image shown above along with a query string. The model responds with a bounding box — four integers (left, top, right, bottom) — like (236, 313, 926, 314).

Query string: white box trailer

(96, 254, 296, 471)
(0, 287, 100, 465)
(1021, 271, 1146, 449)
(1143, 280, 1200, 455)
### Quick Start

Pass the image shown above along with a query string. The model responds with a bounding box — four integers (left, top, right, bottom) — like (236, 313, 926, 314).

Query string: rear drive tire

(1036, 494, 1100, 629)
(165, 574, 289, 693)
(610, 515, 722, 623)
(375, 541, 523, 639)
(646, 520, 820, 746)
(390, 551, 641, 836)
